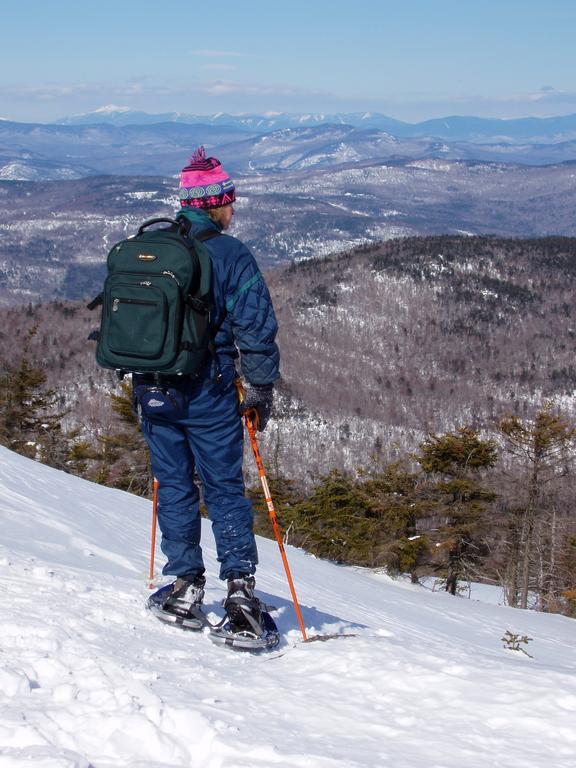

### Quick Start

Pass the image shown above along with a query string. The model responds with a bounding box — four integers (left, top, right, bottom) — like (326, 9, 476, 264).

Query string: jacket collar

(177, 208, 222, 236)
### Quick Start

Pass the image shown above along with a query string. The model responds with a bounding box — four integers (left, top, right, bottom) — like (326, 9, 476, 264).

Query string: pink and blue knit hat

(179, 146, 236, 209)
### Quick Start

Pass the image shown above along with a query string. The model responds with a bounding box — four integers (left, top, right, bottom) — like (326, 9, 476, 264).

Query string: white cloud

(528, 87, 576, 104)
(198, 80, 322, 98)
(0, 81, 151, 101)
(358, 87, 576, 120)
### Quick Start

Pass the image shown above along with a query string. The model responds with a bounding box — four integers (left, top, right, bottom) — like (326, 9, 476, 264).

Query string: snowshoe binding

(147, 574, 208, 631)
(208, 575, 280, 651)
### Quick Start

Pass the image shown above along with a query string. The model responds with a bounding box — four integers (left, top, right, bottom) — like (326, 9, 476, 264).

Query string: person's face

(220, 204, 234, 230)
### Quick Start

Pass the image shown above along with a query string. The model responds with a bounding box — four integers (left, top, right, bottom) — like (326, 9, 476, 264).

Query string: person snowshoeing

(138, 147, 280, 639)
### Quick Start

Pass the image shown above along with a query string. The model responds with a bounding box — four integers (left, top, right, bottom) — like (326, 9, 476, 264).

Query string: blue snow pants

(138, 365, 258, 581)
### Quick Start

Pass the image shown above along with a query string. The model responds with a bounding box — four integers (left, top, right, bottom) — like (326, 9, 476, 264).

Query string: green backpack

(90, 217, 218, 377)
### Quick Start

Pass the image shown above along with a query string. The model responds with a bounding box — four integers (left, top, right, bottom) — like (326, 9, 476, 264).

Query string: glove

(240, 383, 274, 432)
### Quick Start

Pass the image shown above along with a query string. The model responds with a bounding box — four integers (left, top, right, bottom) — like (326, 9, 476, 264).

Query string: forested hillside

(264, 235, 576, 475)
(2, 234, 576, 473)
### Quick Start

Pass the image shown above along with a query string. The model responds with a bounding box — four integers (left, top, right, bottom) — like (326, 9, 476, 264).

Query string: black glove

(240, 383, 274, 431)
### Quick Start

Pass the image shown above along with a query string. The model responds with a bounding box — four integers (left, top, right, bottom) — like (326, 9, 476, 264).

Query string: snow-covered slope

(0, 445, 575, 768)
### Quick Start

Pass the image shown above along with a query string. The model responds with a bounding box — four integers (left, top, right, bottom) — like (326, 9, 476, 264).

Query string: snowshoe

(147, 575, 208, 631)
(208, 608, 280, 651)
(208, 575, 280, 651)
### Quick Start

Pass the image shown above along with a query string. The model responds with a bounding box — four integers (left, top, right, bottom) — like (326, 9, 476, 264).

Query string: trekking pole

(244, 412, 308, 642)
(148, 478, 159, 589)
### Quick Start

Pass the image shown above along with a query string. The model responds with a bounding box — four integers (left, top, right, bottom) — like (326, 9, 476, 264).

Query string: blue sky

(1, 0, 575, 122)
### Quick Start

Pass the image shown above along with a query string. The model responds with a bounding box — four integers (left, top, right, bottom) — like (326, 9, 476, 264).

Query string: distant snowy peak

(0, 160, 87, 181)
(0, 162, 40, 181)
(55, 106, 168, 126)
(53, 108, 407, 132)
(92, 104, 133, 115)
(50, 109, 576, 143)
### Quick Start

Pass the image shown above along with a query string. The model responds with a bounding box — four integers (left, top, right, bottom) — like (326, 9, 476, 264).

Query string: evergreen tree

(416, 427, 498, 595)
(286, 470, 380, 565)
(0, 326, 68, 466)
(284, 465, 430, 570)
(357, 461, 429, 581)
(66, 428, 99, 477)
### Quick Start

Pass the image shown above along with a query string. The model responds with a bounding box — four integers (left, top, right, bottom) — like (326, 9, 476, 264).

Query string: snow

(0, 164, 42, 181)
(407, 160, 454, 172)
(0, 445, 575, 768)
(93, 105, 132, 115)
(0, 164, 82, 182)
(124, 192, 158, 201)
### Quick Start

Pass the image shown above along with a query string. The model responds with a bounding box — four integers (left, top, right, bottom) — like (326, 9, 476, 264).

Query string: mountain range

(54, 105, 576, 143)
(4, 109, 576, 184)
(4, 108, 576, 308)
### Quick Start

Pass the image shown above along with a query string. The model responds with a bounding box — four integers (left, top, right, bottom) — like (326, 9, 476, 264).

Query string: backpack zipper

(162, 270, 180, 285)
(112, 296, 158, 312)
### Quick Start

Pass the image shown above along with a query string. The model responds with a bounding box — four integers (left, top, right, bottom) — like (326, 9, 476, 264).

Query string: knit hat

(179, 146, 236, 209)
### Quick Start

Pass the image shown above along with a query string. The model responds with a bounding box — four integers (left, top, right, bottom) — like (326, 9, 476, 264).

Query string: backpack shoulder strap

(190, 229, 232, 379)
(188, 229, 220, 300)
(195, 228, 221, 243)
(192, 228, 229, 328)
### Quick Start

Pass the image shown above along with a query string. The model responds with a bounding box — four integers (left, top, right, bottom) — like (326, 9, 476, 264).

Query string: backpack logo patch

(138, 253, 157, 261)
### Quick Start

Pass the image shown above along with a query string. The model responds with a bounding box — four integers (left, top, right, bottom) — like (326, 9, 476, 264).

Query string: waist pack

(89, 217, 219, 377)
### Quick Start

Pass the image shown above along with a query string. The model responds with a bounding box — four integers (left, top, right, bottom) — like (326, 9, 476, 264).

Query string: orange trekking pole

(243, 408, 308, 642)
(148, 478, 159, 588)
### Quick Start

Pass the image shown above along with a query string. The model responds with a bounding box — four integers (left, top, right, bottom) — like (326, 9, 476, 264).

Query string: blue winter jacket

(177, 209, 280, 387)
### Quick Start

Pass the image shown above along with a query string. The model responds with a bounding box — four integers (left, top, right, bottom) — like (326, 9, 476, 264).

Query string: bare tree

(499, 404, 576, 609)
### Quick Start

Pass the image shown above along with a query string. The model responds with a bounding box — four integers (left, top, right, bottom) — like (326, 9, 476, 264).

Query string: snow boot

(147, 574, 207, 630)
(208, 574, 280, 650)
(164, 574, 206, 616)
(224, 575, 263, 635)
